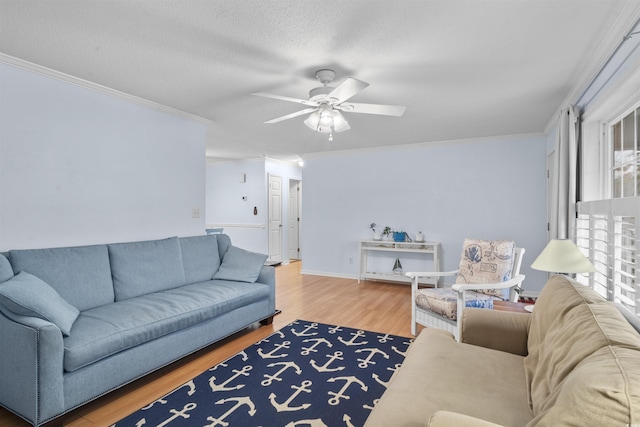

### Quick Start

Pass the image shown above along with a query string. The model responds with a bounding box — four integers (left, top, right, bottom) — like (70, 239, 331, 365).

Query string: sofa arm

(0, 310, 65, 425)
(459, 308, 530, 356)
(429, 411, 505, 427)
(258, 265, 276, 314)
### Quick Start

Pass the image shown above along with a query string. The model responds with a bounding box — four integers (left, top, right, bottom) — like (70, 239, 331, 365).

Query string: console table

(359, 240, 440, 285)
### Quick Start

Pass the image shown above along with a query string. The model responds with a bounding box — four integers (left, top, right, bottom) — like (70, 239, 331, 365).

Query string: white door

(288, 180, 301, 260)
(268, 174, 283, 264)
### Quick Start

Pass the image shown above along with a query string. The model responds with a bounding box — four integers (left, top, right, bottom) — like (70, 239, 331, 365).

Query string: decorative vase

(415, 232, 424, 242)
(373, 232, 381, 241)
(393, 232, 406, 242)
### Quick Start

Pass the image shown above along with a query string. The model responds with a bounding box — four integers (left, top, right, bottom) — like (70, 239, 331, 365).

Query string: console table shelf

(359, 240, 440, 285)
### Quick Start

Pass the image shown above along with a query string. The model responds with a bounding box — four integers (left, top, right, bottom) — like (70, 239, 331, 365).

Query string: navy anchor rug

(112, 320, 413, 427)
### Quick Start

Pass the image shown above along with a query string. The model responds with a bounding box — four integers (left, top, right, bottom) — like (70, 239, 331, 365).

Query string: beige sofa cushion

(527, 345, 640, 426)
(524, 275, 640, 420)
(364, 328, 533, 427)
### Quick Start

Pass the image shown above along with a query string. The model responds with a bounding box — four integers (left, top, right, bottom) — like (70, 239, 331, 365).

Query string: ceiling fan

(252, 69, 406, 142)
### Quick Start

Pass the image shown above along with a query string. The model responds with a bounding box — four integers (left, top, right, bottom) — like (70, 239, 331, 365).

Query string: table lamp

(526, 239, 596, 312)
(531, 239, 596, 274)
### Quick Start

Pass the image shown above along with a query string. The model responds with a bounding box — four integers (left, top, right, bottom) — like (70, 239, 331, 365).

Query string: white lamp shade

(531, 239, 596, 274)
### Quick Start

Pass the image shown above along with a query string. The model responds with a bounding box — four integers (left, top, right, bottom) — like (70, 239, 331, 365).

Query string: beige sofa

(365, 275, 640, 426)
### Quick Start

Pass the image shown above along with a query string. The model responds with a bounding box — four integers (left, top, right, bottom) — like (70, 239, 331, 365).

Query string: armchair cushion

(456, 239, 515, 300)
(416, 288, 496, 320)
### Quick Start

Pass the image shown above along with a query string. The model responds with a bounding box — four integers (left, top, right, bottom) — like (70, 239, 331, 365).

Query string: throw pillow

(0, 271, 80, 336)
(455, 238, 516, 300)
(213, 245, 267, 283)
(0, 254, 13, 283)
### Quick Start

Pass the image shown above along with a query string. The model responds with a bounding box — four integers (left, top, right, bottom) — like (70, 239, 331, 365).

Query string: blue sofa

(0, 234, 276, 426)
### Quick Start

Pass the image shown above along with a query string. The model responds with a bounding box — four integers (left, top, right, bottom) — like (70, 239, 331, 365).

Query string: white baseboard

(300, 270, 358, 280)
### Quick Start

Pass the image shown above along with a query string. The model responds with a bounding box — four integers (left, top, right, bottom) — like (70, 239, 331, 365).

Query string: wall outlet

(192, 208, 200, 218)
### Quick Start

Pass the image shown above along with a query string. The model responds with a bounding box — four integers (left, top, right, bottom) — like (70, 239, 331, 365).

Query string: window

(577, 198, 638, 318)
(611, 106, 640, 198)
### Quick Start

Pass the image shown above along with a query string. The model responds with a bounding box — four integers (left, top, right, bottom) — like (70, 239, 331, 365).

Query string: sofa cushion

(179, 235, 221, 284)
(527, 345, 640, 426)
(524, 275, 640, 417)
(63, 280, 270, 371)
(213, 245, 267, 283)
(0, 271, 79, 336)
(456, 239, 515, 300)
(415, 288, 496, 320)
(0, 254, 13, 283)
(9, 244, 114, 311)
(109, 237, 186, 301)
(364, 328, 534, 427)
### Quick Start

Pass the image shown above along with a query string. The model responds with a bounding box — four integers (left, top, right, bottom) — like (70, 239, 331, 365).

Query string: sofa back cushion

(9, 245, 114, 311)
(179, 235, 221, 284)
(524, 275, 640, 417)
(216, 234, 232, 261)
(0, 254, 14, 283)
(109, 237, 186, 301)
(527, 345, 640, 426)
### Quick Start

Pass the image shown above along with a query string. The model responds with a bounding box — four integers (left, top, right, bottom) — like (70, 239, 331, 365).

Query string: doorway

(267, 174, 283, 264)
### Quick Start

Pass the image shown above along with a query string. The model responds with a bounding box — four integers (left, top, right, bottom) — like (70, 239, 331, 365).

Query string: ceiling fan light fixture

(303, 111, 320, 131)
(319, 108, 334, 128)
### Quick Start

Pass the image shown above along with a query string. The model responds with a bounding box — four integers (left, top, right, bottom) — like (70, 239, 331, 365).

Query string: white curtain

(550, 106, 580, 240)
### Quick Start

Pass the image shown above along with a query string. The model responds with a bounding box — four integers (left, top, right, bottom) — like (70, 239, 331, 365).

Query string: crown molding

(0, 53, 214, 126)
(543, 4, 640, 134)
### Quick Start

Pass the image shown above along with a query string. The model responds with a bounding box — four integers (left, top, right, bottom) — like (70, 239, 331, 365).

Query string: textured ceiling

(1, 0, 639, 162)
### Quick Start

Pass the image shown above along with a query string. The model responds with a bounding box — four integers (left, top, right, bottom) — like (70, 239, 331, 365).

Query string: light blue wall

(301, 134, 550, 293)
(0, 63, 207, 249)
(205, 158, 302, 257)
(205, 158, 268, 252)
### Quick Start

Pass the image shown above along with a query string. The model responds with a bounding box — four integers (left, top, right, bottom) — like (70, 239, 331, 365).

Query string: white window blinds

(577, 197, 639, 318)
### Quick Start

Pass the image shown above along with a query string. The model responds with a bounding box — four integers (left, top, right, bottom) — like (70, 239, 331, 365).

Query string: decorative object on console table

(370, 222, 381, 241)
(382, 226, 392, 240)
(392, 258, 403, 274)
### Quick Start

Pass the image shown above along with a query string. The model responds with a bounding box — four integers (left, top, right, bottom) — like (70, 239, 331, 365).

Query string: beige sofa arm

(429, 411, 505, 427)
(459, 308, 530, 356)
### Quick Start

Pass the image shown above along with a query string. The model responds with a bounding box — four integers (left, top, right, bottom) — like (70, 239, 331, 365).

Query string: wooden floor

(0, 261, 418, 426)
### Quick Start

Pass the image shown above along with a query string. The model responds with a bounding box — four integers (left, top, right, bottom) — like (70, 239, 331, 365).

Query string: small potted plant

(382, 226, 392, 240)
(370, 223, 381, 240)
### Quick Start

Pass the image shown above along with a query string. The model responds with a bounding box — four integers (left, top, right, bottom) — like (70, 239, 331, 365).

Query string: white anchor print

(257, 340, 291, 359)
(269, 380, 313, 412)
(209, 365, 252, 391)
(338, 330, 368, 346)
(300, 337, 332, 355)
(291, 322, 319, 337)
(310, 350, 345, 373)
(205, 396, 256, 427)
(155, 402, 197, 427)
(327, 376, 368, 405)
(354, 348, 389, 368)
(261, 360, 302, 386)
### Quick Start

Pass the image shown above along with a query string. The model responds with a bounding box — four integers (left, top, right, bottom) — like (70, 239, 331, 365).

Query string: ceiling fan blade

(327, 77, 369, 103)
(264, 108, 318, 124)
(252, 92, 318, 107)
(339, 102, 406, 116)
